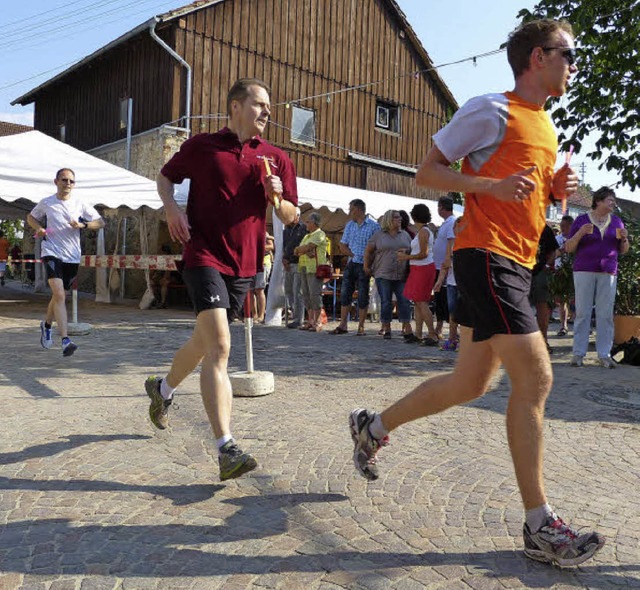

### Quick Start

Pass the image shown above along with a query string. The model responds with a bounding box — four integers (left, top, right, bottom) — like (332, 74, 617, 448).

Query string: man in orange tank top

(348, 19, 605, 567)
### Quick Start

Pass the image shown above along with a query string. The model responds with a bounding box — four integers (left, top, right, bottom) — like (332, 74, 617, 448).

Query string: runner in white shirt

(27, 168, 104, 356)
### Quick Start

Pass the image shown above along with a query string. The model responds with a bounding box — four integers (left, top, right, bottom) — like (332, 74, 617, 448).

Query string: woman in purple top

(564, 187, 630, 368)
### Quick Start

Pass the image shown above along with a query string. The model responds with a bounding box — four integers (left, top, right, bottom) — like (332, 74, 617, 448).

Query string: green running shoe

(218, 440, 257, 481)
(145, 376, 172, 430)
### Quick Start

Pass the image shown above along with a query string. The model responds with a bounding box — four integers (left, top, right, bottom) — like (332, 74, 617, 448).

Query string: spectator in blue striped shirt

(330, 199, 380, 335)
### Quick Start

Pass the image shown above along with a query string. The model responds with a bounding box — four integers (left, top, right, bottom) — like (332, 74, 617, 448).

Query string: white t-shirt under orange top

(433, 91, 558, 270)
(30, 194, 101, 263)
(409, 226, 434, 266)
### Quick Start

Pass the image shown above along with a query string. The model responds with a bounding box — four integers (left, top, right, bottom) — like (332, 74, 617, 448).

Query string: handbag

(313, 246, 332, 280)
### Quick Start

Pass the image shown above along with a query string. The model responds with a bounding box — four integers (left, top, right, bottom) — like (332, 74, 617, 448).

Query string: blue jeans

(375, 278, 411, 323)
(341, 261, 370, 309)
(572, 271, 617, 358)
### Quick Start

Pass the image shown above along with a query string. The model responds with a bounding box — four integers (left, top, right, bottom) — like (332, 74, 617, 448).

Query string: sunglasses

(542, 46, 577, 66)
(58, 178, 76, 184)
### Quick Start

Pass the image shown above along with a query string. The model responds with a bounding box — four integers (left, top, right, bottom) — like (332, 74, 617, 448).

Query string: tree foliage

(0, 219, 24, 244)
(518, 1, 640, 190)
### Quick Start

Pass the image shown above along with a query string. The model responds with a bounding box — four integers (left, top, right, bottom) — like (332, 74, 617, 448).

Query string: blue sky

(1, 0, 636, 202)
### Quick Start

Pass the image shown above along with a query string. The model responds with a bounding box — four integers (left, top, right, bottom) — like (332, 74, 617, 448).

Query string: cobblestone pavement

(0, 282, 638, 590)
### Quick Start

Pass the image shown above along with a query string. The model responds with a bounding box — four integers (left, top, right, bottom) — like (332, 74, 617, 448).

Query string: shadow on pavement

(0, 434, 151, 465)
(0, 477, 223, 507)
(0, 516, 635, 588)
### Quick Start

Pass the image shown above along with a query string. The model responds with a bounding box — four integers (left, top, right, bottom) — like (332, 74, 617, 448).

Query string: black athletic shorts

(453, 248, 538, 342)
(43, 256, 79, 290)
(434, 286, 449, 323)
(182, 266, 253, 319)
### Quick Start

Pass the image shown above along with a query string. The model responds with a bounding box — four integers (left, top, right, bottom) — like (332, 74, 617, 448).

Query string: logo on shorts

(209, 295, 221, 303)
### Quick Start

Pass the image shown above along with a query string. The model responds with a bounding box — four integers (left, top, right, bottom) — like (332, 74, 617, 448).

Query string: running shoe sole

(349, 408, 383, 481)
(219, 454, 258, 481)
(145, 376, 169, 430)
(62, 342, 77, 357)
(524, 537, 605, 567)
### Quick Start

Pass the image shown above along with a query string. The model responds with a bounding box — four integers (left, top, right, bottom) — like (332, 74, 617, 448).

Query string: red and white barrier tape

(1, 255, 181, 271)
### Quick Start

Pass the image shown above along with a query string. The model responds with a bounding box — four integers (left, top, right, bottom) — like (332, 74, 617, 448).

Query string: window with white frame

(291, 105, 316, 147)
(375, 100, 400, 134)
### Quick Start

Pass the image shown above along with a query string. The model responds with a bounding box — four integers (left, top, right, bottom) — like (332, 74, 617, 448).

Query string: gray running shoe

(145, 376, 172, 430)
(570, 355, 583, 367)
(218, 440, 257, 481)
(598, 356, 616, 369)
(40, 321, 53, 350)
(349, 408, 389, 481)
(523, 515, 605, 567)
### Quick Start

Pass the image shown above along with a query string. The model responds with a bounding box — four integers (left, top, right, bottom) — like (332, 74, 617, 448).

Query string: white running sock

(368, 413, 388, 440)
(160, 377, 176, 400)
(217, 434, 233, 453)
(526, 503, 555, 532)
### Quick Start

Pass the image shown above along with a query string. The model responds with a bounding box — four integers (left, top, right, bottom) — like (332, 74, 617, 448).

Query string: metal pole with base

(229, 294, 275, 397)
(67, 276, 92, 336)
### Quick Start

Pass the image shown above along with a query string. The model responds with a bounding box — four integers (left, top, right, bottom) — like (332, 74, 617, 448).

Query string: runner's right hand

(166, 204, 191, 244)
(492, 167, 536, 203)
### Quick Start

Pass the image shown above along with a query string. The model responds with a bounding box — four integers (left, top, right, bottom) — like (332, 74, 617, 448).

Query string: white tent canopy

(0, 130, 458, 225)
(0, 130, 159, 218)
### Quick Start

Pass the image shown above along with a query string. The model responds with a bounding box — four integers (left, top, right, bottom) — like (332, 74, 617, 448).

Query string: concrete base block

(67, 322, 92, 336)
(230, 370, 275, 397)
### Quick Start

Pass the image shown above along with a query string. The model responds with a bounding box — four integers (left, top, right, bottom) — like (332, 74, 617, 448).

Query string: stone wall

(83, 126, 187, 299)
(89, 125, 188, 182)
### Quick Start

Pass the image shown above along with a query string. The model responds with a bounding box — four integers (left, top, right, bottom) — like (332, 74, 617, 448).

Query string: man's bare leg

(164, 308, 232, 437)
(380, 327, 500, 431)
(490, 332, 551, 510)
(47, 278, 68, 338)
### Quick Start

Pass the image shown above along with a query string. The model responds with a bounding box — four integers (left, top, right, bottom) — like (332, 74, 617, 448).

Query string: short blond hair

(380, 210, 398, 232)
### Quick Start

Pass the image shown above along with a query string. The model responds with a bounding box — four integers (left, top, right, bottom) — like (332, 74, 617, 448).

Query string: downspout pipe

(149, 18, 191, 135)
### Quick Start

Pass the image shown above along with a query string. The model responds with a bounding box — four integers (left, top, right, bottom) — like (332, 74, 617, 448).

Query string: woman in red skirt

(398, 203, 439, 346)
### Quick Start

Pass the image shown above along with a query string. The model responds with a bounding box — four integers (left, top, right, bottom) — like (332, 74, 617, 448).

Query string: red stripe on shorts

(485, 251, 511, 334)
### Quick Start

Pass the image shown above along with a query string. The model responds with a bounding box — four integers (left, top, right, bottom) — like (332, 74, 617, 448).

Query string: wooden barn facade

(13, 0, 458, 201)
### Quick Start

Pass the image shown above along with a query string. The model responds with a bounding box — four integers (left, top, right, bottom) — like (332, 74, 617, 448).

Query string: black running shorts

(182, 266, 253, 319)
(453, 248, 538, 342)
(43, 256, 79, 291)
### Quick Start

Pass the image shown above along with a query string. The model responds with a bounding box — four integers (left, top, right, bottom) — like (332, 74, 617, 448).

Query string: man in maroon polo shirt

(145, 78, 298, 481)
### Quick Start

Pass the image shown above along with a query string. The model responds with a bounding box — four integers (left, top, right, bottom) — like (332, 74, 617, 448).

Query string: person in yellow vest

(294, 211, 328, 332)
(348, 19, 605, 567)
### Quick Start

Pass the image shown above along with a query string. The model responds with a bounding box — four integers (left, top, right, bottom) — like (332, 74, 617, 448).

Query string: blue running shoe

(40, 321, 53, 349)
(62, 337, 77, 357)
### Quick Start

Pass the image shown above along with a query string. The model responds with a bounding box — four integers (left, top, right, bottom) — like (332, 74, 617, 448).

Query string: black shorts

(434, 286, 449, 322)
(529, 267, 552, 306)
(182, 266, 253, 319)
(43, 257, 79, 290)
(454, 248, 538, 342)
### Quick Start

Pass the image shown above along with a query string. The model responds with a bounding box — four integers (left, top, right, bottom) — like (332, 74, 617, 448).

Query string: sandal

(378, 328, 385, 336)
(557, 328, 568, 337)
(357, 327, 366, 336)
(299, 324, 312, 330)
(329, 326, 349, 335)
(420, 336, 439, 347)
(403, 334, 421, 344)
(383, 331, 392, 340)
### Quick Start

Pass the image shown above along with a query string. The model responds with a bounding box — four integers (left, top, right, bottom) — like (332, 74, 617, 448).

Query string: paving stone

(0, 293, 637, 589)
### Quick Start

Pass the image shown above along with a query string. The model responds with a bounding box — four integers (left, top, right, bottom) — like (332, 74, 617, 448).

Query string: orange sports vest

(454, 92, 558, 269)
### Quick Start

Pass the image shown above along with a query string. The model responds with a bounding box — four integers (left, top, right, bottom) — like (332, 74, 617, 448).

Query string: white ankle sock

(526, 503, 555, 532)
(368, 413, 388, 440)
(217, 434, 233, 453)
(160, 377, 175, 400)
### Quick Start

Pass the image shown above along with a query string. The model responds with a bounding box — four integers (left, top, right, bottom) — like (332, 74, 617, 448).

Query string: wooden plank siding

(29, 0, 453, 201)
(33, 31, 177, 151)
